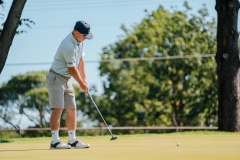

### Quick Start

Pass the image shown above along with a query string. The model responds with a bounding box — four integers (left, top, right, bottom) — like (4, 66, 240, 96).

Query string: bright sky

(1, 0, 217, 95)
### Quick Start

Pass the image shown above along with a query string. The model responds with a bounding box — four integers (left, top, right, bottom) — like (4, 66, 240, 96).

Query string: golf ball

(177, 143, 180, 146)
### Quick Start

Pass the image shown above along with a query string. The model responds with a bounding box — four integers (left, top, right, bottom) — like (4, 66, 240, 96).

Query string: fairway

(0, 132, 240, 160)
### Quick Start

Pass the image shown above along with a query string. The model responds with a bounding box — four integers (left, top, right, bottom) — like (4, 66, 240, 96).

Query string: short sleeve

(63, 47, 77, 67)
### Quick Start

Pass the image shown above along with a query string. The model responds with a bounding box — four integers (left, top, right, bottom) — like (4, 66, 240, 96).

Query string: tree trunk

(215, 0, 240, 131)
(0, 0, 27, 74)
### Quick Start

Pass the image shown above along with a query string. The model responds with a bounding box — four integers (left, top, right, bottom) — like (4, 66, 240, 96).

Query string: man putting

(46, 20, 93, 149)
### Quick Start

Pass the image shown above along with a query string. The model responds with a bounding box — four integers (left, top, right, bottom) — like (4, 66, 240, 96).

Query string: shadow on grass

(0, 149, 50, 152)
(0, 139, 10, 143)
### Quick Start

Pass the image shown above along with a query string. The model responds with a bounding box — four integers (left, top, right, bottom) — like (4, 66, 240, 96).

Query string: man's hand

(68, 66, 88, 93)
(80, 82, 88, 93)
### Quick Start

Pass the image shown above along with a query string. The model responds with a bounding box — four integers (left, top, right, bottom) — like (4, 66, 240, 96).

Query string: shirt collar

(70, 32, 80, 46)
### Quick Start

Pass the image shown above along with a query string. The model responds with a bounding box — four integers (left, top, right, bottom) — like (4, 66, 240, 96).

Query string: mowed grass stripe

(0, 132, 240, 160)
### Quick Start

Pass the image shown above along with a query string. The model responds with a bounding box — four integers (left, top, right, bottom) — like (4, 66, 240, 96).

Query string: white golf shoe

(50, 140, 71, 149)
(68, 139, 90, 149)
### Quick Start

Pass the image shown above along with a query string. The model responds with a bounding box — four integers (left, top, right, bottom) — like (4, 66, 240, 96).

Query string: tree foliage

(0, 1, 34, 34)
(97, 3, 217, 127)
(0, 0, 35, 74)
(0, 2, 219, 133)
(0, 71, 97, 130)
(0, 71, 50, 129)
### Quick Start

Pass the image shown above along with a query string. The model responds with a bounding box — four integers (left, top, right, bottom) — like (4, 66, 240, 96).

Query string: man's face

(74, 30, 86, 42)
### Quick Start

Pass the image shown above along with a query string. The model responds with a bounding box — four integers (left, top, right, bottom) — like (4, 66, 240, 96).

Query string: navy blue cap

(74, 20, 93, 40)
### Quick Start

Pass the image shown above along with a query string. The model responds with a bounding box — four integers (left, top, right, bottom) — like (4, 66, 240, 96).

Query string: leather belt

(49, 69, 70, 80)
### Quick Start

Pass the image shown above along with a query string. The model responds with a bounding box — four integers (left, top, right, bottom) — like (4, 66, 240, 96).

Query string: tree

(0, 71, 97, 131)
(96, 3, 217, 128)
(0, 71, 49, 129)
(0, 0, 34, 74)
(75, 86, 99, 126)
(21, 86, 50, 128)
(215, 0, 240, 131)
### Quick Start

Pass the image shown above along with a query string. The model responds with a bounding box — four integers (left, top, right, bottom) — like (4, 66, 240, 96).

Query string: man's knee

(66, 108, 76, 112)
(66, 109, 76, 116)
(52, 108, 63, 115)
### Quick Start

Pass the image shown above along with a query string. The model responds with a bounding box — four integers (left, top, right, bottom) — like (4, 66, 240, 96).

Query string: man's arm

(68, 66, 88, 92)
(78, 57, 87, 83)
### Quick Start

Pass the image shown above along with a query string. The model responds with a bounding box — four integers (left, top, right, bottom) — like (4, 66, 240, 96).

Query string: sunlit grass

(0, 132, 240, 160)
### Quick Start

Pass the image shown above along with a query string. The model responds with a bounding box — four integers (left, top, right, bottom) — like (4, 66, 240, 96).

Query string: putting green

(0, 132, 240, 160)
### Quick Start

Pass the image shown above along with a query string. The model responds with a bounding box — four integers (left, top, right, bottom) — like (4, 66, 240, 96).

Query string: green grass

(0, 132, 240, 160)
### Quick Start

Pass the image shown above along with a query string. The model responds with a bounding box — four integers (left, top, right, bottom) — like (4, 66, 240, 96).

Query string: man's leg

(49, 108, 71, 149)
(65, 79, 77, 141)
(51, 108, 63, 130)
(50, 108, 63, 143)
(66, 109, 77, 141)
(66, 109, 76, 130)
(64, 79, 89, 148)
(66, 108, 90, 148)
(46, 72, 71, 149)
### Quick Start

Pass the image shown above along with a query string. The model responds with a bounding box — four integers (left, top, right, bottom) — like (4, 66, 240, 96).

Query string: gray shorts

(46, 70, 76, 110)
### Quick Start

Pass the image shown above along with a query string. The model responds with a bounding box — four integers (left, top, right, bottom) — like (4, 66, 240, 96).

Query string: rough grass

(0, 131, 240, 160)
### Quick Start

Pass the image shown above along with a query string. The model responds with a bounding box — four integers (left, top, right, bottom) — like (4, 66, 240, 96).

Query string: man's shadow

(0, 149, 50, 152)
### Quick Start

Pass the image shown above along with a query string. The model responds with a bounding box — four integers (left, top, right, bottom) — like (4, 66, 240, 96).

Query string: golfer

(46, 20, 93, 149)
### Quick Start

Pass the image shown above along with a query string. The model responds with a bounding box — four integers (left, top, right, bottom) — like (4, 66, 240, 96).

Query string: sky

(0, 0, 217, 95)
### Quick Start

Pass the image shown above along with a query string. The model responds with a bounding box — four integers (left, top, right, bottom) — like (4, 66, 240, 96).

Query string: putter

(87, 92, 117, 141)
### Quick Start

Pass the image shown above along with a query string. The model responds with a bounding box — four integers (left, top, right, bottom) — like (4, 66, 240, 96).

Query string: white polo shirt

(50, 33, 85, 77)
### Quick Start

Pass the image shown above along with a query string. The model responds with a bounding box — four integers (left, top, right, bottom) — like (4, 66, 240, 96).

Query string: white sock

(51, 130, 59, 143)
(68, 130, 76, 141)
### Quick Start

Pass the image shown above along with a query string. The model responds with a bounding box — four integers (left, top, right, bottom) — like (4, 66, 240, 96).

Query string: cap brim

(85, 32, 93, 40)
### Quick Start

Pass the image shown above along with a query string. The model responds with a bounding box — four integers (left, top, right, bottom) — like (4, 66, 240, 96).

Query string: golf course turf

(0, 132, 240, 160)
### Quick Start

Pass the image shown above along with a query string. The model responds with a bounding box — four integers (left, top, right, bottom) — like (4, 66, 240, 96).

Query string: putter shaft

(88, 93, 114, 136)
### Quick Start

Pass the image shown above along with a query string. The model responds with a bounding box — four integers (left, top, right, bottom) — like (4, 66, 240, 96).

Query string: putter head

(110, 136, 117, 141)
